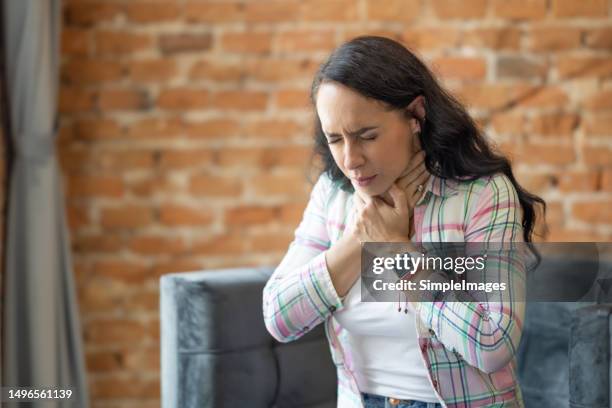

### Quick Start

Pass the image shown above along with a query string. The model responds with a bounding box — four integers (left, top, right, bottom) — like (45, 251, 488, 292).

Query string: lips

(354, 175, 377, 187)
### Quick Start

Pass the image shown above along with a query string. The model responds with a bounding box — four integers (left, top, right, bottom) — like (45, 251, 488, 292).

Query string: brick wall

(58, 0, 612, 406)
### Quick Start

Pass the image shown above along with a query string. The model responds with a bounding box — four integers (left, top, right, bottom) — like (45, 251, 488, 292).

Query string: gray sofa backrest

(161, 260, 612, 408)
(161, 267, 336, 408)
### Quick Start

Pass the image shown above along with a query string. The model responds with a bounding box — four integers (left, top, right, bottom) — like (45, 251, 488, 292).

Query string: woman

(263, 36, 544, 408)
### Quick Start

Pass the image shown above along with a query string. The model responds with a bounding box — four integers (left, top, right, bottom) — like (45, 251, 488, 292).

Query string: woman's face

(316, 81, 420, 197)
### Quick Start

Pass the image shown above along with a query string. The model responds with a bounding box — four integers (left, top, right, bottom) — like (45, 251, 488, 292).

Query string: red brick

(260, 146, 313, 168)
(189, 175, 243, 197)
(552, 0, 608, 17)
(185, 2, 245, 23)
(530, 113, 579, 137)
(158, 149, 214, 169)
(192, 234, 246, 255)
(366, 0, 421, 21)
(90, 376, 157, 399)
(245, 1, 300, 22)
(221, 32, 272, 54)
(528, 27, 582, 51)
(572, 201, 612, 224)
(545, 227, 611, 242)
(100, 205, 153, 229)
(92, 260, 152, 284)
(189, 59, 243, 81)
(431, 57, 487, 81)
(129, 59, 177, 82)
(95, 31, 152, 55)
(402, 28, 461, 50)
(59, 87, 96, 114)
(300, 0, 359, 22)
(455, 83, 532, 110)
(98, 89, 148, 111)
(215, 147, 264, 167)
(86, 319, 147, 344)
(246, 58, 319, 82)
(212, 91, 268, 111)
(67, 204, 90, 230)
(157, 88, 210, 110)
(152, 259, 202, 276)
(251, 173, 310, 197)
(601, 169, 612, 191)
(342, 30, 402, 44)
(557, 56, 612, 79)
(125, 2, 181, 23)
(68, 175, 124, 198)
(224, 205, 277, 226)
(277, 30, 336, 52)
(248, 231, 294, 252)
(127, 117, 185, 139)
(584, 90, 612, 111)
(585, 114, 612, 137)
(585, 27, 612, 49)
(72, 233, 125, 253)
(243, 118, 302, 138)
(74, 118, 123, 140)
(583, 145, 612, 165)
(62, 59, 124, 84)
(121, 347, 160, 371)
(515, 171, 557, 193)
(462, 27, 522, 50)
(517, 143, 576, 165)
(123, 292, 159, 312)
(497, 56, 547, 79)
(62, 28, 91, 56)
(275, 89, 310, 109)
(558, 169, 599, 192)
(493, 0, 548, 19)
(279, 202, 307, 224)
(491, 112, 527, 134)
(184, 119, 242, 139)
(86, 351, 122, 372)
(128, 175, 181, 197)
(519, 86, 569, 108)
(129, 235, 187, 255)
(431, 0, 487, 19)
(158, 33, 213, 54)
(159, 205, 214, 226)
(64, 2, 123, 26)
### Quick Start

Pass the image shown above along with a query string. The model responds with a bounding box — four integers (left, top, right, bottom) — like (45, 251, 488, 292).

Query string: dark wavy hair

(310, 36, 546, 244)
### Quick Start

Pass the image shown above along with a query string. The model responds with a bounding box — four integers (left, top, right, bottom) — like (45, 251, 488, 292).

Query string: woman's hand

(395, 150, 431, 211)
(352, 183, 411, 243)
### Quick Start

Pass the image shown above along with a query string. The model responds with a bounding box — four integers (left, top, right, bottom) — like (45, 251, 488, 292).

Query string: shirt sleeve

(415, 173, 526, 374)
(262, 173, 344, 343)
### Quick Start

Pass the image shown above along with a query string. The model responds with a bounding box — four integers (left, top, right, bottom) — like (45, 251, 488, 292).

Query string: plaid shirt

(263, 172, 526, 408)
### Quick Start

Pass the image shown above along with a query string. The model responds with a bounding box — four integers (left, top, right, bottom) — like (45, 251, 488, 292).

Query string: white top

(334, 279, 440, 402)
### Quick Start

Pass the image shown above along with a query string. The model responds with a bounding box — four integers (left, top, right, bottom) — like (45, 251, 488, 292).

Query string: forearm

(324, 230, 363, 297)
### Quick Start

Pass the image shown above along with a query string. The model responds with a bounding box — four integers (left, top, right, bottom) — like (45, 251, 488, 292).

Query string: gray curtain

(2, 1, 89, 406)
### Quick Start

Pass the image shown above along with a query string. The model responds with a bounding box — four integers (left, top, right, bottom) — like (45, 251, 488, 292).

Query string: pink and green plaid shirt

(263, 172, 526, 408)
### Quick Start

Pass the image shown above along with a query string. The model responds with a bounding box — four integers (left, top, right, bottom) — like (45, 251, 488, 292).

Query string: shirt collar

(417, 174, 460, 205)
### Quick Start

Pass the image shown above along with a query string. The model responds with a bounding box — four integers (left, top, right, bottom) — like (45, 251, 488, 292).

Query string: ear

(405, 95, 426, 134)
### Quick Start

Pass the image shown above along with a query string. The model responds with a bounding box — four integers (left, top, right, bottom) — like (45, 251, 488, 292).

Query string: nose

(343, 140, 365, 170)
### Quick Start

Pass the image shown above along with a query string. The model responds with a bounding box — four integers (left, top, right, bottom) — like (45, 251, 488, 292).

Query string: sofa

(160, 258, 612, 408)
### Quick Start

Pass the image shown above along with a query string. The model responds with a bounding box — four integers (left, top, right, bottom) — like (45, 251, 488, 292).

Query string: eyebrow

(324, 126, 378, 138)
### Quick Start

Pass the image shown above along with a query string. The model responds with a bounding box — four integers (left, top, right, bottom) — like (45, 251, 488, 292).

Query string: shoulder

(451, 173, 519, 204)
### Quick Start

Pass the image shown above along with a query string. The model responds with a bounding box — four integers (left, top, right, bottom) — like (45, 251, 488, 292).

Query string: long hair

(310, 36, 545, 244)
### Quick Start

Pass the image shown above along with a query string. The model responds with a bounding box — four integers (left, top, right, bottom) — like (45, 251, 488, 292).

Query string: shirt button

(428, 329, 435, 336)
(328, 305, 336, 313)
(432, 379, 438, 388)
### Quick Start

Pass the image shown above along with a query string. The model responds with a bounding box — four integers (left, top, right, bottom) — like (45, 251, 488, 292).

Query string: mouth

(353, 175, 377, 187)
